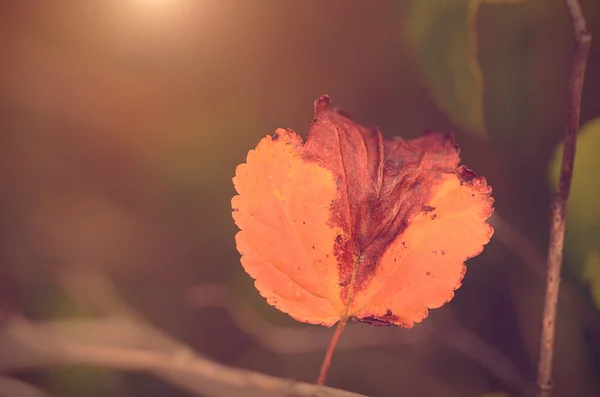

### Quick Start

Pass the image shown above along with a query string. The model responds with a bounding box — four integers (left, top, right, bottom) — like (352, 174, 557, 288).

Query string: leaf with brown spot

(232, 96, 494, 328)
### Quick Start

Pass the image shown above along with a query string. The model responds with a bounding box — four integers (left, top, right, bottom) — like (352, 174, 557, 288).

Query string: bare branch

(0, 268, 360, 397)
(537, 1, 591, 396)
(0, 316, 365, 397)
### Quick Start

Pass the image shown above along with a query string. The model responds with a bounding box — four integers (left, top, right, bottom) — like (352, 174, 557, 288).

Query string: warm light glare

(128, 0, 182, 16)
(131, 0, 177, 8)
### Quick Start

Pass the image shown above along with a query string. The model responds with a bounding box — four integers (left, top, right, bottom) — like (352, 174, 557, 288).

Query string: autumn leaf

(232, 96, 494, 328)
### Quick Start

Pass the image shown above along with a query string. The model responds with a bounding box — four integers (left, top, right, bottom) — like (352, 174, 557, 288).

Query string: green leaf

(401, 0, 524, 139)
(584, 250, 600, 309)
(549, 117, 600, 309)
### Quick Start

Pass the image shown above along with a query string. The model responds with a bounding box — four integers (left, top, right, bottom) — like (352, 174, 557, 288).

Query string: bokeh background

(1, 1, 599, 396)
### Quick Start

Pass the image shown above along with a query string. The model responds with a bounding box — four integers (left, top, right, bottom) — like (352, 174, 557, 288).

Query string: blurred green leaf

(584, 250, 600, 310)
(549, 117, 600, 309)
(401, 0, 524, 138)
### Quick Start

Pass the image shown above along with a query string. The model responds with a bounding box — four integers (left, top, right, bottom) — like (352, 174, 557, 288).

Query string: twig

(0, 316, 365, 397)
(537, 1, 591, 396)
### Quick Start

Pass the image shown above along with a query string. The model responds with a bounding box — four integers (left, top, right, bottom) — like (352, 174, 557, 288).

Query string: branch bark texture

(537, 1, 591, 396)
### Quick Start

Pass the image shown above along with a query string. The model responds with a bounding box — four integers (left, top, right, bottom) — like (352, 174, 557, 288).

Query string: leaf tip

(314, 95, 331, 115)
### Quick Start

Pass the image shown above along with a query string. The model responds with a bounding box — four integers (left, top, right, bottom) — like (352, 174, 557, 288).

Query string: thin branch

(537, 1, 591, 396)
(0, 316, 365, 397)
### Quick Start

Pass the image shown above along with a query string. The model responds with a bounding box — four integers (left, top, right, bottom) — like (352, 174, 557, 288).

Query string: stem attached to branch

(317, 318, 348, 385)
(537, 1, 591, 396)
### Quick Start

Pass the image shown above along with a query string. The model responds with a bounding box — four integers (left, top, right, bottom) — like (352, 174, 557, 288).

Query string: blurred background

(1, 0, 599, 396)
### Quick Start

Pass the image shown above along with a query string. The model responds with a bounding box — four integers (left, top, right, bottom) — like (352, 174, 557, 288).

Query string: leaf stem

(536, 1, 591, 396)
(316, 254, 360, 385)
(317, 318, 348, 385)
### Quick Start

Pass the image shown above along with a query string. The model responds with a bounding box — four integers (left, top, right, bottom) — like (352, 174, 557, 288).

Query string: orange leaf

(232, 96, 494, 328)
